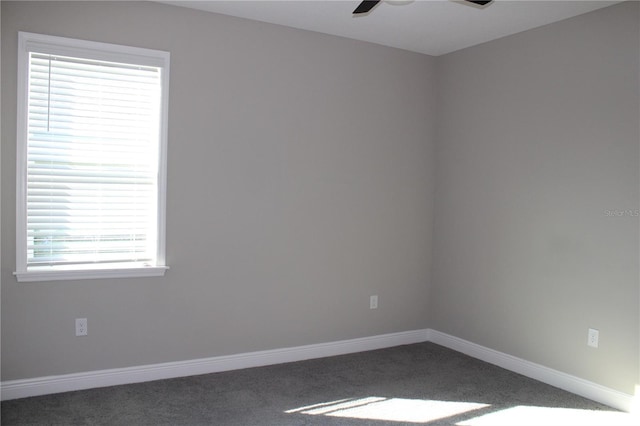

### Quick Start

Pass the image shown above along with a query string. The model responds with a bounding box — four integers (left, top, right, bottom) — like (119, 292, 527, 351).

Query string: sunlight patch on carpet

(286, 397, 490, 423)
(457, 405, 638, 426)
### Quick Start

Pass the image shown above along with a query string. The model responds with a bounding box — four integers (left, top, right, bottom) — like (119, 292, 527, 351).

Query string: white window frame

(15, 32, 170, 282)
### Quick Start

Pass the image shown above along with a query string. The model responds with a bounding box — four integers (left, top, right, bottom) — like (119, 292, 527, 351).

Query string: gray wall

(431, 1, 639, 395)
(1, 0, 638, 400)
(1, 1, 436, 380)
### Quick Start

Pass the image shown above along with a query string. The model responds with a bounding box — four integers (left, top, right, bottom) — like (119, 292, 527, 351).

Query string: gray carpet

(0, 342, 623, 425)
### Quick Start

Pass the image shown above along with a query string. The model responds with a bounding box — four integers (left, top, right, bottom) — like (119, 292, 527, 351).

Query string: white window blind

(16, 32, 169, 281)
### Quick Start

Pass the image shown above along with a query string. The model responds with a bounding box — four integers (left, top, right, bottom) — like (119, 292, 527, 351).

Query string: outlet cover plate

(587, 328, 599, 348)
(370, 295, 378, 309)
(75, 318, 88, 336)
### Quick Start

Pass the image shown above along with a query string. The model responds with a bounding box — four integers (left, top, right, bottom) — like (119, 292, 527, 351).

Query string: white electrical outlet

(75, 318, 88, 336)
(587, 328, 599, 348)
(370, 295, 378, 310)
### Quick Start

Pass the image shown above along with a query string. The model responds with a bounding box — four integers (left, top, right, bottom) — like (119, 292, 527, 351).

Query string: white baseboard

(2, 328, 635, 414)
(0, 329, 430, 401)
(428, 329, 636, 413)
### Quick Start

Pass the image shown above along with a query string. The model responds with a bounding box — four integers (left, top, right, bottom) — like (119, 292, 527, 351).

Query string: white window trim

(14, 32, 170, 282)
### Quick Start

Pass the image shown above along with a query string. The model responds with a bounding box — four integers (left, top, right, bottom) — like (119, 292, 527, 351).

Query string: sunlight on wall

(286, 397, 639, 425)
(285, 397, 490, 423)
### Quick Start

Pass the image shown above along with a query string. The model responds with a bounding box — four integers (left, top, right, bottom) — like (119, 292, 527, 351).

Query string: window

(15, 32, 170, 282)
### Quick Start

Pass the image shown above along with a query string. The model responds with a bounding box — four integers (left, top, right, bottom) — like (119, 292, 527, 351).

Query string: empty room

(1, 0, 638, 424)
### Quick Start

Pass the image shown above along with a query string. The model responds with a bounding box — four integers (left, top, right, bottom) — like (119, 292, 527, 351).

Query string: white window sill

(14, 265, 169, 282)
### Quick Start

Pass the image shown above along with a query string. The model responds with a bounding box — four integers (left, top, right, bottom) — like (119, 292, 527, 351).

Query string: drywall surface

(1, 1, 436, 380)
(431, 1, 639, 395)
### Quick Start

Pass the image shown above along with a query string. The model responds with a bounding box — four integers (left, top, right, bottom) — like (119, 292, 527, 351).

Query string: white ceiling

(158, 0, 620, 56)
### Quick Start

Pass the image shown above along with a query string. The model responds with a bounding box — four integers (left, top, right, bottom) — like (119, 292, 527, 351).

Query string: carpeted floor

(0, 342, 633, 425)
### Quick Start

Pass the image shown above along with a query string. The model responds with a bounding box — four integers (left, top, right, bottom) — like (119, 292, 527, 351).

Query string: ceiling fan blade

(353, 0, 492, 16)
(353, 0, 381, 15)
